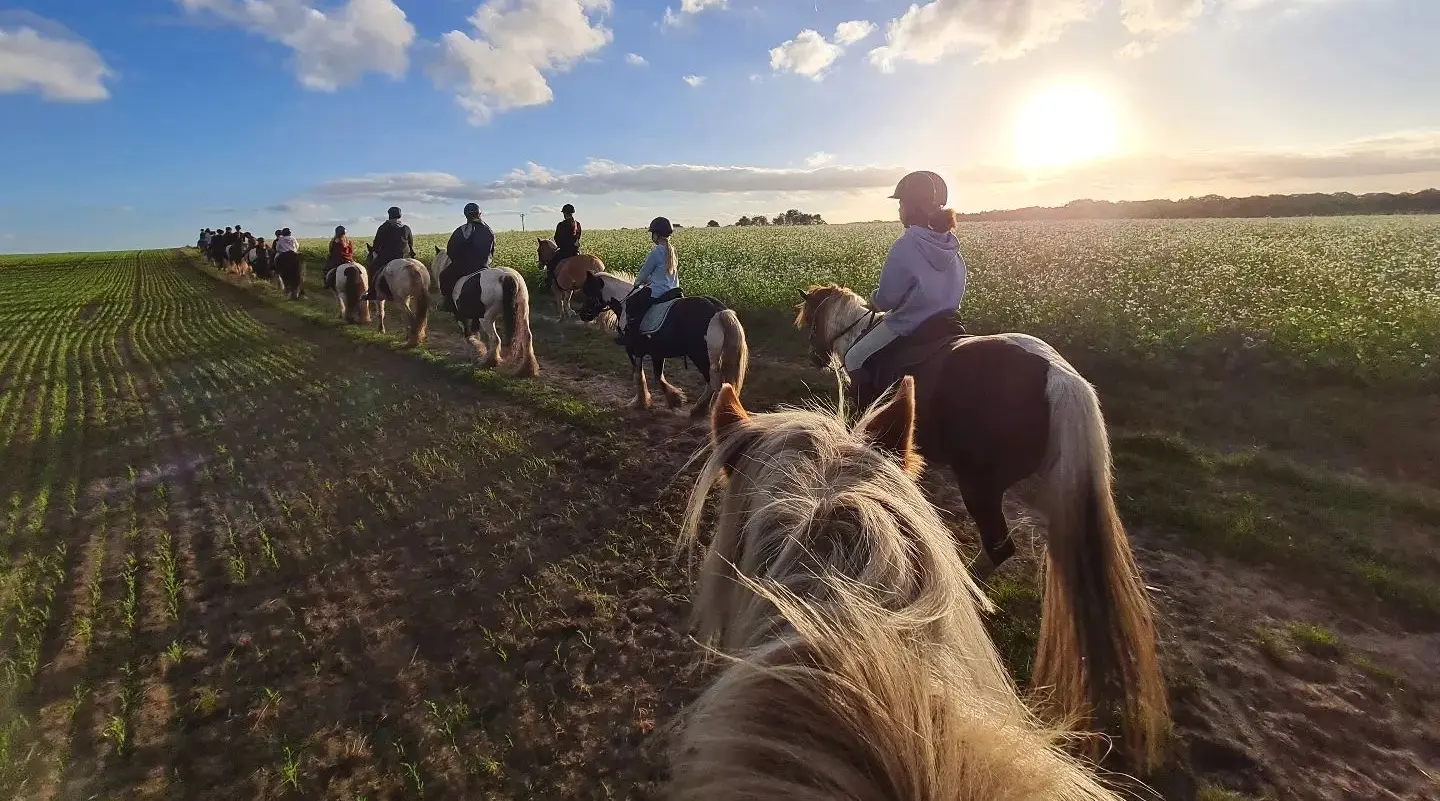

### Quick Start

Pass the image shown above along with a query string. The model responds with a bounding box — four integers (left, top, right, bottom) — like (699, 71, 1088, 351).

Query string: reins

(813, 295, 880, 363)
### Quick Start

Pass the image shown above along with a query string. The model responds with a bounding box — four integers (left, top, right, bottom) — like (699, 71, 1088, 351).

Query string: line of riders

(196, 170, 967, 412)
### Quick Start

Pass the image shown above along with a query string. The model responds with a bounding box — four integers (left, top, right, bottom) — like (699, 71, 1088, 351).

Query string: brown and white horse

(333, 262, 370, 325)
(797, 284, 1169, 771)
(537, 238, 605, 322)
(365, 246, 432, 347)
(671, 379, 1130, 800)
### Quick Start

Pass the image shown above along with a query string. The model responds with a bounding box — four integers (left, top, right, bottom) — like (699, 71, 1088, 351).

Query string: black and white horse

(434, 251, 538, 376)
(577, 271, 748, 416)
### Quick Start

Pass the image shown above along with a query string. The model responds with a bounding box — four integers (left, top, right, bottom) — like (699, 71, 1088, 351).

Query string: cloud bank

(0, 13, 115, 101)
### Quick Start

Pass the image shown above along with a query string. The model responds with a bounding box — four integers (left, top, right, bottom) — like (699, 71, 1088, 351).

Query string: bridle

(808, 295, 879, 367)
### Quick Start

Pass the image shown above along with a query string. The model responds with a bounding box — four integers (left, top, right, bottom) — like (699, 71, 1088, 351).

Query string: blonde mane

(671, 383, 1136, 801)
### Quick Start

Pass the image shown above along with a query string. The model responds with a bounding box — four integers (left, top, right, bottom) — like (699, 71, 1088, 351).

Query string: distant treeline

(954, 189, 1440, 221)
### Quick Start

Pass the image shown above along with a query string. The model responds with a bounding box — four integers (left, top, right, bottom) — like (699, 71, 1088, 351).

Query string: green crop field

(3, 218, 1438, 799)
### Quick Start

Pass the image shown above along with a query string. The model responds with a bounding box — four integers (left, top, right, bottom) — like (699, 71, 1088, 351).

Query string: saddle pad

(640, 298, 680, 335)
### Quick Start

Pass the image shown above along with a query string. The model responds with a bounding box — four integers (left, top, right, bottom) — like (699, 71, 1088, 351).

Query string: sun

(1012, 84, 1120, 170)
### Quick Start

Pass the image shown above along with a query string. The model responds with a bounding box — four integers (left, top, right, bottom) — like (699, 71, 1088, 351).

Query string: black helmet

(561, 203, 575, 214)
(387, 206, 402, 219)
(463, 202, 481, 218)
(889, 170, 948, 208)
(335, 225, 346, 235)
(648, 216, 673, 237)
(281, 228, 292, 237)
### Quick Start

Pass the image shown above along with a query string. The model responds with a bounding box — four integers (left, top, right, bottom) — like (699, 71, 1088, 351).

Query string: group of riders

(194, 169, 965, 408)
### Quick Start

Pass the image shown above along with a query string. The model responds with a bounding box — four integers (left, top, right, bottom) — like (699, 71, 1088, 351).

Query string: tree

(736, 215, 752, 226)
(707, 219, 720, 227)
(953, 188, 1440, 222)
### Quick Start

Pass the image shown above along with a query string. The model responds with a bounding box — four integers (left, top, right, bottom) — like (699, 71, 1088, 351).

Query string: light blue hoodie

(870, 226, 966, 335)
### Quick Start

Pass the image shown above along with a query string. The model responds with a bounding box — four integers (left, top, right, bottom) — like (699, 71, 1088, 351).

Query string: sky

(1, 0, 1438, 252)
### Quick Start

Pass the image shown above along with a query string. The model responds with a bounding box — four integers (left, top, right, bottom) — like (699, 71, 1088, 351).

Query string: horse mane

(600, 269, 635, 284)
(672, 392, 1132, 801)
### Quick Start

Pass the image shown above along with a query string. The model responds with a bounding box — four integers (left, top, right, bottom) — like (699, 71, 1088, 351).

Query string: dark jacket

(446, 220, 496, 274)
(372, 219, 415, 263)
(554, 218, 581, 253)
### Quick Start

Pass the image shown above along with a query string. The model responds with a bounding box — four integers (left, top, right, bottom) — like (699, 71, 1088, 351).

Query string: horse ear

(434, 244, 442, 254)
(797, 289, 808, 301)
(856, 376, 922, 476)
(711, 383, 750, 443)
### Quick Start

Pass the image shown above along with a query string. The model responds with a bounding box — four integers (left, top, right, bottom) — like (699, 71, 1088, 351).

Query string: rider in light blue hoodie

(845, 170, 967, 398)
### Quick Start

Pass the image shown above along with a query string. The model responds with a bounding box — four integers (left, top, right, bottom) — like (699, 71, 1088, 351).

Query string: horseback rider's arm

(870, 239, 916, 312)
(635, 247, 662, 287)
(445, 227, 464, 262)
(404, 225, 415, 258)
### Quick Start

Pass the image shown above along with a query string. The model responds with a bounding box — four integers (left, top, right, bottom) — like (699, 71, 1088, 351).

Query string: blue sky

(1, 0, 1437, 252)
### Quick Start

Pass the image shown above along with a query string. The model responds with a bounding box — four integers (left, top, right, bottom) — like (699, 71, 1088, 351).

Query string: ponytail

(927, 207, 958, 233)
(659, 238, 677, 276)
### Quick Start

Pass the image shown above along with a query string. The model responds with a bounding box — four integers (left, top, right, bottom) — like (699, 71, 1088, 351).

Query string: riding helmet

(561, 203, 575, 214)
(648, 216, 673, 237)
(889, 170, 948, 208)
(387, 206, 402, 219)
(463, 202, 481, 219)
(335, 225, 346, 235)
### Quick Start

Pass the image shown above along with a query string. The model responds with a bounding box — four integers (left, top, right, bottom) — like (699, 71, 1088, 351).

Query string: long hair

(654, 235, 678, 277)
(672, 383, 1129, 801)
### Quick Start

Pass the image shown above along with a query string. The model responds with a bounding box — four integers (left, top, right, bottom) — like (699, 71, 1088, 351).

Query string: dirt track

(2, 251, 1436, 800)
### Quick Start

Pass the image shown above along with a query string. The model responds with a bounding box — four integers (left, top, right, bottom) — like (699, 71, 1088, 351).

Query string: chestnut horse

(671, 379, 1129, 800)
(797, 284, 1169, 771)
(536, 238, 605, 322)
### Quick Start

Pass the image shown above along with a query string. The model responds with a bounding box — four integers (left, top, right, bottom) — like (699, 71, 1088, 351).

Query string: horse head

(536, 238, 557, 264)
(576, 271, 617, 322)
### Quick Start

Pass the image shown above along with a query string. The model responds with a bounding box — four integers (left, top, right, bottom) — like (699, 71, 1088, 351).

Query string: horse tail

(669, 576, 1118, 801)
(708, 309, 748, 399)
(1034, 363, 1169, 771)
(410, 264, 430, 346)
(343, 265, 362, 323)
(501, 271, 539, 377)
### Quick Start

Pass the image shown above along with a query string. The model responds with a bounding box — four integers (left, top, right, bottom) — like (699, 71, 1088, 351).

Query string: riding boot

(848, 367, 877, 412)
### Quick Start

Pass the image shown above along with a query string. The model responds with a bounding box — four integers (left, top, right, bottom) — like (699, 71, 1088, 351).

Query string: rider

(545, 203, 582, 288)
(618, 216, 682, 348)
(844, 170, 967, 407)
(442, 203, 496, 312)
(325, 225, 353, 290)
(365, 206, 414, 300)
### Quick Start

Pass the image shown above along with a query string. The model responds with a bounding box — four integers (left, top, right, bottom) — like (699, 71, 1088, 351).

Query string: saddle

(857, 313, 969, 409)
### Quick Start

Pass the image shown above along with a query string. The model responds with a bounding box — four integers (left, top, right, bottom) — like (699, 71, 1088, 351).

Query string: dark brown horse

(797, 284, 1169, 772)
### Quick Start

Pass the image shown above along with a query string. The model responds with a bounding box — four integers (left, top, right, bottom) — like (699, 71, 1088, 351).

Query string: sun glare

(1012, 84, 1120, 170)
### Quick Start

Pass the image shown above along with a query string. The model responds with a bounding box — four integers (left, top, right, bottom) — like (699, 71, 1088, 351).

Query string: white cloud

(624, 52, 647, 66)
(769, 30, 843, 80)
(313, 160, 907, 203)
(429, 0, 612, 125)
(806, 152, 836, 166)
(833, 20, 876, 46)
(176, 0, 415, 91)
(868, 0, 1098, 70)
(682, 74, 706, 87)
(662, 0, 726, 28)
(0, 14, 114, 101)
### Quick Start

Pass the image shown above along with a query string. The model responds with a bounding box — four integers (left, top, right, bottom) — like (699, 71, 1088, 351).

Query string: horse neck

(602, 274, 634, 301)
(827, 295, 877, 359)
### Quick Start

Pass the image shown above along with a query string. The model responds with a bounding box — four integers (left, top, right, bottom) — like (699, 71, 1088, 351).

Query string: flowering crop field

(311, 215, 1440, 383)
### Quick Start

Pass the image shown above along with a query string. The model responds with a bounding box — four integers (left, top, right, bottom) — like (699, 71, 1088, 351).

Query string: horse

(364, 245, 431, 347)
(536, 238, 606, 322)
(226, 237, 250, 276)
(276, 249, 304, 299)
(576, 271, 748, 417)
(370, 256, 431, 348)
(670, 378, 1129, 800)
(441, 257, 539, 376)
(333, 262, 370, 325)
(796, 284, 1169, 771)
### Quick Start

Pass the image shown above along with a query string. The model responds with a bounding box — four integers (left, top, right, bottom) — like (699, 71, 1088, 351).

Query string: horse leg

(629, 355, 652, 410)
(687, 346, 714, 418)
(479, 313, 502, 369)
(653, 357, 685, 409)
(956, 477, 1017, 581)
(375, 297, 386, 333)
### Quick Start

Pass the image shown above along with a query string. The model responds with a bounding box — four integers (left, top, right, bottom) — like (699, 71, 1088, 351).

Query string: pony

(536, 238, 606, 322)
(576, 271, 748, 417)
(670, 378, 1133, 801)
(373, 257, 432, 347)
(366, 245, 432, 347)
(796, 284, 1169, 771)
(333, 262, 370, 325)
(447, 265, 539, 377)
(225, 237, 250, 276)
